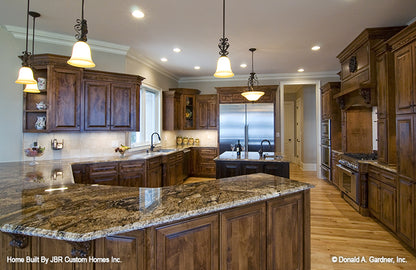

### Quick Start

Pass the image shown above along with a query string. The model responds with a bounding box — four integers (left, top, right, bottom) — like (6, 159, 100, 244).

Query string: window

(130, 85, 161, 148)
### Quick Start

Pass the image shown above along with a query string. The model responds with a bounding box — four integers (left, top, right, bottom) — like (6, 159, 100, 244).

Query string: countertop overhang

(0, 153, 312, 242)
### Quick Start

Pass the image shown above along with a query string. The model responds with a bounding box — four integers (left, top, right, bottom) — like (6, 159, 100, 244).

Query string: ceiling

(1, 0, 416, 79)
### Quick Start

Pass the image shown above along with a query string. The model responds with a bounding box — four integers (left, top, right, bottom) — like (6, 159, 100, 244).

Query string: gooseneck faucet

(258, 139, 271, 158)
(150, 132, 161, 152)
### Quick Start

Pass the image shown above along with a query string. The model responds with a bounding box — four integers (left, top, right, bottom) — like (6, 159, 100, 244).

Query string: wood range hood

(335, 26, 405, 110)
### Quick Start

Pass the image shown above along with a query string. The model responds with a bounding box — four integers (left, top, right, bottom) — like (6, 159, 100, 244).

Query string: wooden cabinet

(119, 160, 146, 187)
(163, 151, 184, 186)
(155, 214, 219, 270)
(216, 85, 278, 104)
(331, 151, 342, 189)
(163, 88, 201, 130)
(196, 95, 217, 129)
(367, 165, 397, 232)
(147, 156, 162, 188)
(397, 177, 415, 248)
(192, 147, 217, 177)
(396, 114, 415, 179)
(216, 160, 290, 179)
(394, 44, 414, 115)
(83, 70, 140, 131)
(88, 162, 119, 186)
(220, 204, 266, 270)
(95, 230, 145, 270)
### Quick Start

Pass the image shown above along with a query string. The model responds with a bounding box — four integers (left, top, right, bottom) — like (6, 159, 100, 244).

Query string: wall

(302, 85, 317, 166)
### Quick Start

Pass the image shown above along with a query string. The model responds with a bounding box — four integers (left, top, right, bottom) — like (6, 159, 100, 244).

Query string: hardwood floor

(185, 165, 416, 269)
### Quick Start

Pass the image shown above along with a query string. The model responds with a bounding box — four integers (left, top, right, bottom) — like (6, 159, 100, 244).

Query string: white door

(295, 97, 303, 165)
(284, 101, 295, 162)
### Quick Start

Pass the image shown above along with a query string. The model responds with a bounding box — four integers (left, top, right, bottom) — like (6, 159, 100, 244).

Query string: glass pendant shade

(67, 41, 95, 68)
(214, 56, 234, 78)
(24, 82, 40, 93)
(16, 66, 36, 84)
(241, 91, 265, 101)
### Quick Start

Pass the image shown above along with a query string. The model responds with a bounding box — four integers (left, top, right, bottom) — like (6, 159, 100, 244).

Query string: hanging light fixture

(24, 11, 41, 93)
(67, 0, 95, 68)
(214, 0, 234, 78)
(15, 0, 37, 85)
(241, 48, 265, 101)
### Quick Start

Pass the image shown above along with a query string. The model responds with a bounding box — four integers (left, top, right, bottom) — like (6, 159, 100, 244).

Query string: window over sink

(130, 85, 161, 148)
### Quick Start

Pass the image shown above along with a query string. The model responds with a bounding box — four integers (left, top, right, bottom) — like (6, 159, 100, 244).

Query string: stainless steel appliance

(337, 153, 377, 213)
(320, 119, 331, 180)
(219, 103, 275, 154)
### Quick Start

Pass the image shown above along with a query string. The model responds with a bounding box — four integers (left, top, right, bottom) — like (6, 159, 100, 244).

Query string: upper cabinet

(83, 70, 141, 131)
(162, 88, 201, 130)
(335, 27, 405, 109)
(23, 54, 144, 133)
(196, 94, 217, 130)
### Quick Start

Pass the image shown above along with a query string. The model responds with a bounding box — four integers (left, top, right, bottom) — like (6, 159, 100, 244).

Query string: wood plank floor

(185, 165, 416, 269)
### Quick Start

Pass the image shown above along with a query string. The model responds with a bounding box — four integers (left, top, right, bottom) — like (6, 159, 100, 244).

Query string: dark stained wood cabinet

(83, 70, 140, 131)
(394, 44, 414, 115)
(321, 83, 341, 152)
(95, 230, 145, 270)
(163, 88, 201, 130)
(196, 94, 217, 130)
(331, 151, 342, 189)
(88, 162, 119, 186)
(216, 160, 290, 179)
(191, 147, 218, 178)
(155, 214, 219, 270)
(396, 114, 415, 180)
(397, 177, 415, 248)
(163, 151, 184, 186)
(220, 204, 266, 270)
(146, 156, 162, 188)
(342, 108, 373, 153)
(119, 160, 146, 187)
(216, 85, 278, 104)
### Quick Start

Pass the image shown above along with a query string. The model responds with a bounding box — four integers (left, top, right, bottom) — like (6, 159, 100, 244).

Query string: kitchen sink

(154, 148, 176, 153)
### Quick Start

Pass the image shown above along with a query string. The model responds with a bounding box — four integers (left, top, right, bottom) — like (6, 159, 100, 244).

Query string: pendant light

(67, 0, 95, 68)
(15, 0, 37, 85)
(24, 11, 41, 93)
(241, 48, 264, 101)
(214, 0, 234, 78)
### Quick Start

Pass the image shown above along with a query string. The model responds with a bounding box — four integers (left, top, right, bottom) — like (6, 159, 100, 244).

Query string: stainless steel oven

(336, 164, 359, 203)
(321, 119, 330, 140)
(321, 143, 330, 168)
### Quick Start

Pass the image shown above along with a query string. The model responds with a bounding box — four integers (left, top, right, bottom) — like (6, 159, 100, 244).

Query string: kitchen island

(0, 159, 311, 270)
(215, 151, 290, 179)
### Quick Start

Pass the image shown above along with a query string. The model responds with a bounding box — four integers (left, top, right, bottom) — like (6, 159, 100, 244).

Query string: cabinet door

(376, 53, 388, 119)
(175, 153, 184, 184)
(155, 214, 219, 270)
(71, 164, 86, 184)
(95, 230, 145, 270)
(397, 177, 415, 248)
(368, 178, 380, 219)
(218, 162, 241, 178)
(196, 95, 217, 130)
(119, 172, 145, 187)
(183, 95, 196, 130)
(49, 67, 82, 131)
(196, 97, 208, 129)
(380, 183, 396, 232)
(84, 81, 111, 131)
(241, 163, 263, 175)
(321, 90, 330, 120)
(267, 193, 304, 270)
(263, 162, 290, 178)
(207, 96, 218, 129)
(147, 157, 162, 188)
(377, 118, 388, 164)
(111, 83, 136, 130)
(395, 44, 414, 114)
(396, 114, 415, 179)
(220, 204, 266, 270)
(89, 162, 119, 185)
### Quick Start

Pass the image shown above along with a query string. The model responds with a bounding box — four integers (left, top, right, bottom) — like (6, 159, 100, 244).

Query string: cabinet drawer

(147, 157, 162, 169)
(119, 160, 145, 173)
(199, 148, 217, 158)
(368, 165, 396, 187)
(89, 162, 118, 175)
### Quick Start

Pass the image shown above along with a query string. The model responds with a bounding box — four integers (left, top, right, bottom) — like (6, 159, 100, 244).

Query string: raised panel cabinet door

(267, 193, 304, 270)
(196, 97, 208, 129)
(50, 67, 82, 131)
(95, 230, 145, 270)
(377, 118, 387, 164)
(220, 203, 266, 270)
(321, 90, 330, 119)
(119, 172, 146, 187)
(155, 214, 219, 270)
(219, 162, 241, 178)
(367, 178, 380, 219)
(241, 163, 263, 175)
(395, 44, 414, 114)
(380, 183, 396, 232)
(84, 80, 111, 131)
(376, 53, 388, 119)
(207, 96, 218, 129)
(397, 178, 415, 248)
(396, 115, 415, 179)
(263, 163, 290, 179)
(111, 83, 136, 130)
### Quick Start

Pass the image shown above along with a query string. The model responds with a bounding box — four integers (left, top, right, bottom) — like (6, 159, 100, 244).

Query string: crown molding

(178, 71, 340, 83)
(126, 50, 179, 82)
(4, 25, 129, 55)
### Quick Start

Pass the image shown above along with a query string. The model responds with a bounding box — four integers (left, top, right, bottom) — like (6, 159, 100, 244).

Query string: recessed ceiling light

(161, 57, 168, 62)
(173, 48, 181, 53)
(297, 68, 305, 72)
(311, 45, 320, 51)
(240, 63, 247, 68)
(194, 66, 200, 70)
(132, 9, 145, 18)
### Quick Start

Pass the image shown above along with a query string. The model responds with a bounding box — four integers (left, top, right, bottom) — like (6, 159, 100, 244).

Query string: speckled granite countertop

(214, 151, 289, 162)
(0, 156, 313, 242)
(360, 160, 397, 173)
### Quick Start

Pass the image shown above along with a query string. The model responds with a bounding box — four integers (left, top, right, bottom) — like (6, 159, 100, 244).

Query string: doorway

(284, 101, 295, 162)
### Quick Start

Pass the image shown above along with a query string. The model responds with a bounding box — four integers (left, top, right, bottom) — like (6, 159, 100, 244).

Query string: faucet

(258, 139, 271, 158)
(150, 132, 161, 152)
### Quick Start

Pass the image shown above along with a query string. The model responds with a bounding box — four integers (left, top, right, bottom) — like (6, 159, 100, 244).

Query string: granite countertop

(360, 160, 397, 173)
(0, 161, 313, 242)
(214, 151, 289, 162)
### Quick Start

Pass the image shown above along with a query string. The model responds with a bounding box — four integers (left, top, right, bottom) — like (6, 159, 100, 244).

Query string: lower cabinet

(163, 151, 185, 186)
(119, 160, 146, 187)
(147, 156, 162, 188)
(192, 147, 218, 178)
(216, 161, 290, 179)
(397, 177, 415, 249)
(88, 162, 119, 186)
